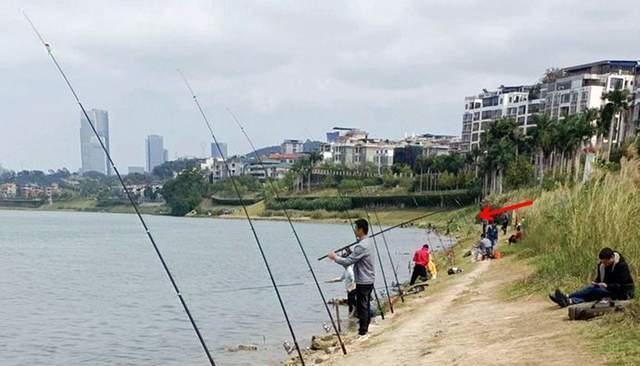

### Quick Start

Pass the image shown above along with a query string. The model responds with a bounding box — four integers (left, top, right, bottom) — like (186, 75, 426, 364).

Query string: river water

(0, 210, 452, 366)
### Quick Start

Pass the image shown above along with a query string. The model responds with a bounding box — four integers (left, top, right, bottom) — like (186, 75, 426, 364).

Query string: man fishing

(328, 219, 375, 341)
(410, 244, 430, 285)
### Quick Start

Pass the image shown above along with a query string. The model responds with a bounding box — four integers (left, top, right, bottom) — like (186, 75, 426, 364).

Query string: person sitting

(508, 225, 523, 245)
(410, 244, 430, 285)
(549, 247, 635, 307)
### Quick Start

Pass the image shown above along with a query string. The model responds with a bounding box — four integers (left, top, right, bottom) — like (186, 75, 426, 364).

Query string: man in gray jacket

(328, 218, 376, 340)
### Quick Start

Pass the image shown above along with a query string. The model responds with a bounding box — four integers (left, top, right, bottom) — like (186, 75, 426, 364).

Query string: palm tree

(601, 89, 632, 160)
(530, 114, 556, 183)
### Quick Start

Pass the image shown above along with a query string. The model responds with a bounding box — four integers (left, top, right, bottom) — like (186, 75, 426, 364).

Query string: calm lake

(0, 210, 452, 365)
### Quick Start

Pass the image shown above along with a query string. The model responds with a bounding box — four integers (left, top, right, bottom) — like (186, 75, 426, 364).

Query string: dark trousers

(355, 284, 374, 335)
(347, 289, 357, 314)
(410, 264, 428, 285)
(569, 285, 612, 304)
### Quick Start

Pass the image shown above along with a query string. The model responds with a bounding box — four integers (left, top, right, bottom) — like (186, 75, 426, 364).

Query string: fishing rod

(23, 14, 217, 366)
(209, 282, 306, 294)
(358, 185, 405, 304)
(351, 188, 394, 313)
(226, 108, 347, 355)
(317, 210, 445, 261)
(179, 72, 306, 366)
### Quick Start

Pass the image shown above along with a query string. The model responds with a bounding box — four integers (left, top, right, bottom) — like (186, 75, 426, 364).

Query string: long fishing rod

(179, 72, 306, 366)
(226, 108, 347, 355)
(23, 14, 217, 366)
(340, 202, 386, 320)
(317, 210, 444, 261)
(358, 185, 405, 304)
(351, 189, 394, 313)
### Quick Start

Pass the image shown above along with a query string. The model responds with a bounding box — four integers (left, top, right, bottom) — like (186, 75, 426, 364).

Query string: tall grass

(518, 158, 640, 292)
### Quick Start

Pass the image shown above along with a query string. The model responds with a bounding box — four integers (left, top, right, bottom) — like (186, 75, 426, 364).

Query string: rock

(314, 355, 330, 364)
(311, 335, 338, 351)
(224, 344, 258, 352)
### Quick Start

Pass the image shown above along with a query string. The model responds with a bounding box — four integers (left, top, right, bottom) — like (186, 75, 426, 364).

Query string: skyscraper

(211, 142, 228, 159)
(80, 109, 110, 175)
(146, 135, 166, 173)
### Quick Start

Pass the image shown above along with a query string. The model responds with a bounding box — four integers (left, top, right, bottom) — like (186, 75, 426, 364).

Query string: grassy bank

(506, 158, 640, 365)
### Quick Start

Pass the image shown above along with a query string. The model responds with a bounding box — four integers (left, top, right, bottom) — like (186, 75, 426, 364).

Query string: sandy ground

(317, 258, 605, 366)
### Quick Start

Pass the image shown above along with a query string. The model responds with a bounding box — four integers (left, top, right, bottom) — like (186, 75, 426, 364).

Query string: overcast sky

(1, 0, 639, 171)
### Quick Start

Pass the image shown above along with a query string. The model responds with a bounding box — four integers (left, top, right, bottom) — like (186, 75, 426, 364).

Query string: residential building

(268, 152, 305, 165)
(321, 136, 396, 172)
(245, 160, 290, 181)
(302, 139, 323, 153)
(461, 85, 542, 152)
(401, 133, 462, 156)
(80, 109, 110, 175)
(542, 60, 639, 145)
(0, 183, 17, 198)
(281, 139, 304, 154)
(146, 135, 166, 173)
(128, 166, 145, 175)
(210, 142, 228, 159)
(200, 156, 246, 181)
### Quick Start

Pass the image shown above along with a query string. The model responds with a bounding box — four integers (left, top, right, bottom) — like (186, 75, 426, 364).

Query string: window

(560, 106, 570, 116)
(570, 105, 577, 114)
(472, 133, 479, 142)
(581, 91, 589, 101)
(482, 96, 499, 107)
(610, 77, 624, 90)
(528, 103, 540, 113)
(473, 112, 480, 121)
(560, 94, 571, 103)
(472, 122, 480, 131)
(517, 116, 526, 125)
(507, 107, 517, 116)
(557, 81, 571, 90)
(518, 105, 526, 115)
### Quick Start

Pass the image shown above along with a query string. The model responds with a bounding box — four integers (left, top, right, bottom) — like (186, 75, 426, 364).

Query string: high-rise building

(461, 85, 542, 152)
(146, 135, 166, 173)
(80, 109, 110, 175)
(210, 142, 228, 159)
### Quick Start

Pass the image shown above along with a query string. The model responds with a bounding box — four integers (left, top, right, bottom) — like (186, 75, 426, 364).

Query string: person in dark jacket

(486, 221, 499, 254)
(549, 247, 635, 307)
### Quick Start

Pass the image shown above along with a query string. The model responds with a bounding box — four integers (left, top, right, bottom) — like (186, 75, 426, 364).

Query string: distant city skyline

(145, 135, 166, 173)
(80, 109, 110, 175)
(3, 1, 640, 171)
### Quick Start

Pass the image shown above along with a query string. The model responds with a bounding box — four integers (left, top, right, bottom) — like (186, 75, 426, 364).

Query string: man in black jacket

(550, 247, 635, 307)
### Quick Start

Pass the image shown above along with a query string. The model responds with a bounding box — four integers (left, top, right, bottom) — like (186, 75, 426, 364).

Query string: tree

(601, 89, 632, 160)
(160, 168, 205, 216)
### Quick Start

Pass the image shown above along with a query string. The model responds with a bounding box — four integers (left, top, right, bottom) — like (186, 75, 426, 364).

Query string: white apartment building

(542, 60, 638, 145)
(321, 137, 396, 172)
(401, 133, 462, 156)
(280, 139, 304, 154)
(200, 156, 245, 181)
(461, 85, 541, 152)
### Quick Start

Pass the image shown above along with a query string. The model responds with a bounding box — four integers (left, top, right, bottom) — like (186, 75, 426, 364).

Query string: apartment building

(200, 156, 246, 181)
(541, 60, 639, 146)
(461, 85, 541, 152)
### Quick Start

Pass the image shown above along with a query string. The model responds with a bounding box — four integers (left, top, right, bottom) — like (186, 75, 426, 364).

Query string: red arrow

(479, 200, 534, 221)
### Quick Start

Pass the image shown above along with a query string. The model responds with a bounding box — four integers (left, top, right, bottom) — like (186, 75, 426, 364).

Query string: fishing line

(351, 187, 395, 312)
(179, 72, 306, 366)
(209, 282, 306, 294)
(226, 108, 347, 355)
(341, 205, 386, 320)
(317, 210, 445, 261)
(23, 13, 217, 366)
(357, 185, 405, 304)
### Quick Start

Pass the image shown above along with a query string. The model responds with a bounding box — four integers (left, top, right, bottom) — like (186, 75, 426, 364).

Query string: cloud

(1, 0, 639, 170)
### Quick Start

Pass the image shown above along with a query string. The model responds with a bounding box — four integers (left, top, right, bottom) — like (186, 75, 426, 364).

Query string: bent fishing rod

(23, 14, 217, 366)
(317, 209, 445, 261)
(226, 108, 347, 355)
(179, 72, 306, 366)
(357, 185, 405, 304)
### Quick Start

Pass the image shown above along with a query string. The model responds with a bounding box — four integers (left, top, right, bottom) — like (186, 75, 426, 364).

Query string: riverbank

(311, 256, 605, 366)
(2, 197, 474, 228)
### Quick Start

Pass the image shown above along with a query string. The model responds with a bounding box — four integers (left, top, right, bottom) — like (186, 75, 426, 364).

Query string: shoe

(355, 334, 369, 342)
(555, 289, 570, 308)
(548, 292, 560, 306)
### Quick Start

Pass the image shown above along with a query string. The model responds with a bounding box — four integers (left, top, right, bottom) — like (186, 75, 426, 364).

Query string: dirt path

(320, 259, 604, 366)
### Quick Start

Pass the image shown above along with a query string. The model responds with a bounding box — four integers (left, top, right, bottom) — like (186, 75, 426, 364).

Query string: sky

(1, 0, 639, 171)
